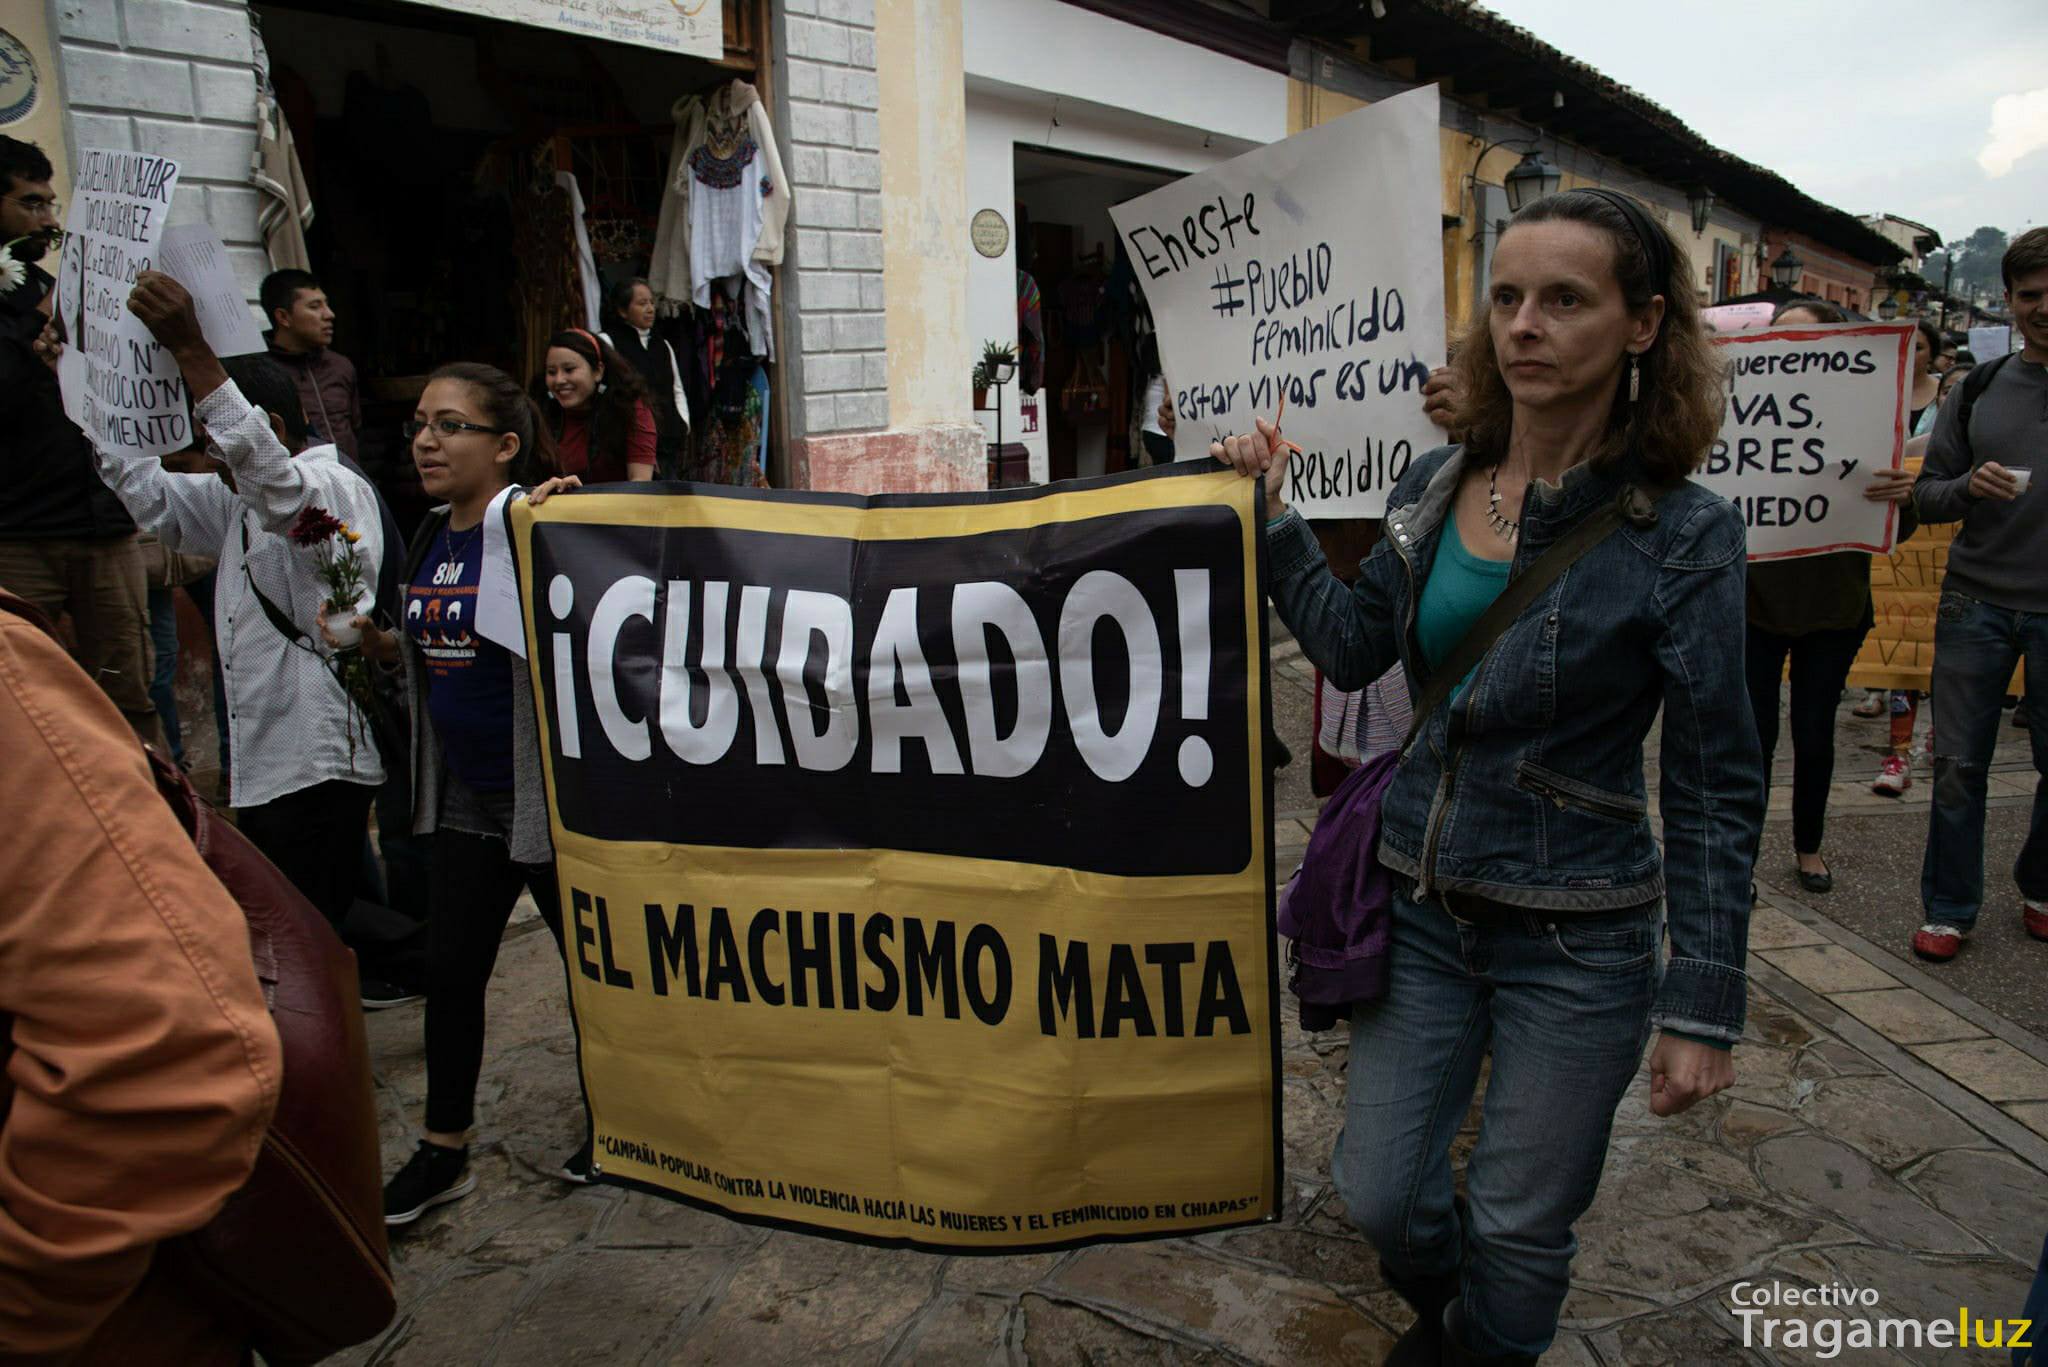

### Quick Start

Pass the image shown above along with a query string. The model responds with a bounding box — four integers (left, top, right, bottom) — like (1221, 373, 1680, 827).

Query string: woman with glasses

(324, 363, 593, 1225)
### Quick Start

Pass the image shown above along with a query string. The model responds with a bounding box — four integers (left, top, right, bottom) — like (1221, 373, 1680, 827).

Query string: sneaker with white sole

(1911, 923, 1967, 961)
(384, 1140, 475, 1226)
(557, 1140, 595, 1185)
(1872, 754, 1912, 796)
(361, 979, 425, 1011)
(1851, 690, 1886, 718)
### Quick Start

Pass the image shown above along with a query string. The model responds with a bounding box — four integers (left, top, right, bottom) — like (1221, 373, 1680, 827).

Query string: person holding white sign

(1743, 299, 1918, 893)
(0, 136, 160, 749)
(1214, 189, 1762, 1364)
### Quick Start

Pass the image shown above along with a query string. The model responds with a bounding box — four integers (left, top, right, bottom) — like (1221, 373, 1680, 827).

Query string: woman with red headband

(538, 328, 656, 483)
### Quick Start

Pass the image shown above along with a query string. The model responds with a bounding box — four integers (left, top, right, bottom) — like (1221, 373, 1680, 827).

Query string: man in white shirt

(97, 273, 395, 969)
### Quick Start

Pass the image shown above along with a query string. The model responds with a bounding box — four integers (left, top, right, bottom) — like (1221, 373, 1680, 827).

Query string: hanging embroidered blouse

(687, 84, 778, 359)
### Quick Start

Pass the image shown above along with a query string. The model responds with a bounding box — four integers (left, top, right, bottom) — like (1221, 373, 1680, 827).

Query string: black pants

(424, 829, 566, 1135)
(238, 779, 379, 928)
(1745, 621, 1869, 856)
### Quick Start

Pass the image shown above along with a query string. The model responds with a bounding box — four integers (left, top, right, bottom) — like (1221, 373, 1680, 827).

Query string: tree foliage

(1922, 227, 2014, 297)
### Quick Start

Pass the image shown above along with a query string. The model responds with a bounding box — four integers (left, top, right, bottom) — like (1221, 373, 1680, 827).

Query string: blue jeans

(1922, 592, 2048, 929)
(146, 585, 183, 766)
(1331, 887, 1659, 1357)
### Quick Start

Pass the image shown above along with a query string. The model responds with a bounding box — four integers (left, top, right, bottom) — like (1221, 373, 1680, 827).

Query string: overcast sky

(1479, 0, 2047, 248)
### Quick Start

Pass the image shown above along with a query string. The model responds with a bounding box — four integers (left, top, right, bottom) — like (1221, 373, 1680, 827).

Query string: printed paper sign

(1968, 325, 2016, 360)
(1699, 322, 1913, 560)
(53, 149, 185, 457)
(1110, 85, 1447, 518)
(510, 466, 1280, 1249)
(156, 224, 265, 357)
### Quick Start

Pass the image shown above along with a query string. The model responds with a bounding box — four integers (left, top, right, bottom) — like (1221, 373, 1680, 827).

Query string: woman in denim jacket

(1216, 190, 1765, 1365)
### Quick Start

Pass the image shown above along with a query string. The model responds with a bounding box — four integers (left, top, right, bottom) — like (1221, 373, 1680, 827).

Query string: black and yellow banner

(508, 464, 1280, 1249)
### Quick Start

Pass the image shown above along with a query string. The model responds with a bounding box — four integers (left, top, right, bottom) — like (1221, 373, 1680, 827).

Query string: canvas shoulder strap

(1401, 496, 1632, 751)
(1953, 351, 2013, 462)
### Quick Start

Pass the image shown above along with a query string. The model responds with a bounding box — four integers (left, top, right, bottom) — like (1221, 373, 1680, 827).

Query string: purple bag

(1277, 749, 1400, 1029)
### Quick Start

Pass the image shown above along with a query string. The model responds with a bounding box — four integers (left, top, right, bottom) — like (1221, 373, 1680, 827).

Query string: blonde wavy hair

(1447, 190, 1727, 483)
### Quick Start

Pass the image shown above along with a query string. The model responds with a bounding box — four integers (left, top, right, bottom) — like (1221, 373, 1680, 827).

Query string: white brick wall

(772, 0, 887, 437)
(50, 0, 267, 303)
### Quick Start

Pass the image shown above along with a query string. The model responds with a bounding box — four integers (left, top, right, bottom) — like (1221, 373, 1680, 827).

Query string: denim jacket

(1268, 444, 1765, 1043)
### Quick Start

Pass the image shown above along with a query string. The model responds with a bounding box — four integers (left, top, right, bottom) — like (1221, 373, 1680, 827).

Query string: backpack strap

(1951, 350, 2013, 463)
(1400, 485, 1649, 753)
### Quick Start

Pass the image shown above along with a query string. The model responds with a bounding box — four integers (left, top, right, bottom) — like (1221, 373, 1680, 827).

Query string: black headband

(1568, 187, 1673, 310)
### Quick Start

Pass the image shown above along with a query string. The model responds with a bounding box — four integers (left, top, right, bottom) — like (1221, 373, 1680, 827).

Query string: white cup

(2010, 467, 2033, 495)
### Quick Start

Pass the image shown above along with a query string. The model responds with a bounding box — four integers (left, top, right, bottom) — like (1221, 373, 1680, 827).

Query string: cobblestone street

(338, 635, 2048, 1365)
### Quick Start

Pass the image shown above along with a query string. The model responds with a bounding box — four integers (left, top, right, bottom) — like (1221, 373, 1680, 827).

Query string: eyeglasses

(403, 418, 504, 440)
(3, 195, 60, 219)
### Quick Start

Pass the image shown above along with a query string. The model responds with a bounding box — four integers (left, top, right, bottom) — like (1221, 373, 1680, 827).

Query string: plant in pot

(973, 339, 1017, 409)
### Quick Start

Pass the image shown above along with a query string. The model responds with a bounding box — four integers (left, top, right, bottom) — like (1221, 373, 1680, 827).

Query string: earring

(1628, 356, 1640, 404)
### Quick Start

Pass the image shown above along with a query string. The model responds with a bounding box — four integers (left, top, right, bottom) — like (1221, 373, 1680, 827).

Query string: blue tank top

(1417, 511, 1511, 683)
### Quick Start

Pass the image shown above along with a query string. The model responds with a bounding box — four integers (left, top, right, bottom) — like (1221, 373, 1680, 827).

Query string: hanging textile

(648, 81, 789, 357)
(251, 92, 314, 273)
(1017, 270, 1045, 394)
(509, 150, 583, 390)
(697, 361, 771, 488)
(556, 171, 603, 331)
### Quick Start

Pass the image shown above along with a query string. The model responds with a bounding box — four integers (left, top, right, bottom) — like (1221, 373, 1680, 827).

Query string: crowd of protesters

(4, 109, 2046, 1365)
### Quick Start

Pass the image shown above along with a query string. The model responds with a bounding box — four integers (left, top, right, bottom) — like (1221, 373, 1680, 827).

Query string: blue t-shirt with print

(406, 521, 515, 793)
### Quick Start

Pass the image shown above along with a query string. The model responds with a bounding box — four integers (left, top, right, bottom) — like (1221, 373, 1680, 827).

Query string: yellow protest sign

(508, 466, 1280, 1248)
(1846, 459, 2025, 692)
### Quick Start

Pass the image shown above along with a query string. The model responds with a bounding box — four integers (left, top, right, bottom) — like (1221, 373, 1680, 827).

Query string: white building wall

(773, 0, 890, 440)
(49, 0, 267, 302)
(962, 0, 1287, 482)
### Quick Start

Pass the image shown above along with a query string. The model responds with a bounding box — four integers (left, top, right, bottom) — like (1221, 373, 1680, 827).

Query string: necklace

(441, 522, 482, 579)
(1486, 462, 1522, 544)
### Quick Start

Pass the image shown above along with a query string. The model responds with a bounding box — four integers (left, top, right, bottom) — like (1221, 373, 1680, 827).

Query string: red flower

(289, 506, 343, 546)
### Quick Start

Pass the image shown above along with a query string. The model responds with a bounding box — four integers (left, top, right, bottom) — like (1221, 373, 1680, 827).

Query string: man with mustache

(0, 135, 161, 746)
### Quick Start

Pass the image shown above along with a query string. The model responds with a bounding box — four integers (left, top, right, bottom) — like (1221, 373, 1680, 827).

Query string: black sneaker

(557, 1139, 595, 1185)
(361, 979, 425, 1010)
(383, 1140, 474, 1226)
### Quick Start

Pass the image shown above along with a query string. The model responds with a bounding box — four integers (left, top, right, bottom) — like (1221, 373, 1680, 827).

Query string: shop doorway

(1012, 146, 1177, 483)
(251, 0, 775, 533)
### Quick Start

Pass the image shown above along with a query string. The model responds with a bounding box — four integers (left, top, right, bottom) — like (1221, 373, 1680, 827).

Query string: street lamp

(1770, 245, 1805, 292)
(1503, 149, 1561, 213)
(1687, 184, 1715, 236)
(1876, 296, 1900, 321)
(1464, 138, 1561, 238)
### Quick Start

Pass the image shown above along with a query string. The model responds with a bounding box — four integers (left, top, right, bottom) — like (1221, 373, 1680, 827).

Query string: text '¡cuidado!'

(541, 570, 1221, 787)
(527, 510, 1254, 877)
(568, 889, 1253, 1040)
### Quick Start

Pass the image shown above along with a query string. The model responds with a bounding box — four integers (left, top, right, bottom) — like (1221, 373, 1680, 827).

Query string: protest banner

(1109, 86, 1445, 519)
(507, 465, 1280, 1249)
(52, 149, 186, 458)
(1699, 321, 1913, 560)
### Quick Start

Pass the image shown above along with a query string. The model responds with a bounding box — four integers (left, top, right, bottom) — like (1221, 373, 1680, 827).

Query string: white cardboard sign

(1110, 85, 1447, 519)
(1700, 322, 1913, 560)
(53, 149, 186, 458)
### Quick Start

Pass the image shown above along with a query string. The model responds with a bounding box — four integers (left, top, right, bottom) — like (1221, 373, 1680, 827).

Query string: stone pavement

(338, 893, 2048, 1365)
(337, 643, 2048, 1366)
